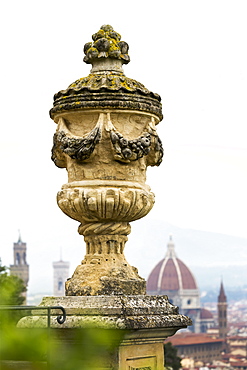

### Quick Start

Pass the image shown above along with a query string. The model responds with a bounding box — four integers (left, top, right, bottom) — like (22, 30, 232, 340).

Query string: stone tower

(10, 232, 29, 303)
(217, 280, 228, 338)
(53, 257, 70, 296)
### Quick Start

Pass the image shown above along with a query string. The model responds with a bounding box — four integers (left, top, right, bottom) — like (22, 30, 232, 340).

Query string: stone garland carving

(51, 132, 67, 168)
(110, 131, 152, 162)
(52, 119, 163, 165)
(52, 116, 163, 167)
(110, 129, 163, 165)
(52, 125, 101, 163)
(153, 135, 163, 166)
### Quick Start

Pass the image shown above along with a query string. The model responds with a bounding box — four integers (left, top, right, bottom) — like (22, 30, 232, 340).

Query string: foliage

(0, 260, 126, 369)
(0, 259, 27, 328)
(0, 323, 126, 369)
(164, 341, 182, 370)
(0, 259, 26, 306)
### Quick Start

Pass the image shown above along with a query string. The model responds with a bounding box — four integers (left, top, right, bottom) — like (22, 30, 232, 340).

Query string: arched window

(58, 280, 63, 291)
(16, 253, 21, 265)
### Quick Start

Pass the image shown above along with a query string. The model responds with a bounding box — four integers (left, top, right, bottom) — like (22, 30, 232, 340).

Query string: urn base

(65, 261, 146, 296)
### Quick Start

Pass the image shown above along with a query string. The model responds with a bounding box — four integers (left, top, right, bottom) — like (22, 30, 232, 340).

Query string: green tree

(0, 259, 26, 306)
(164, 342, 182, 370)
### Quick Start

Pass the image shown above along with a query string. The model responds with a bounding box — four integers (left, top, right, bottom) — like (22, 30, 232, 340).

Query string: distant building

(53, 257, 70, 296)
(200, 308, 215, 333)
(226, 336, 247, 357)
(9, 232, 29, 303)
(165, 333, 224, 365)
(146, 235, 215, 333)
(218, 280, 228, 338)
(221, 336, 247, 370)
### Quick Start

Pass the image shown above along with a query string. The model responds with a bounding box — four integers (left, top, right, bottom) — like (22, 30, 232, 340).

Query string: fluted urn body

(50, 25, 163, 296)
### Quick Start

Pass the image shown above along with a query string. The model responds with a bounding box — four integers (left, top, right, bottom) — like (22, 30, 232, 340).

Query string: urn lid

(50, 25, 163, 120)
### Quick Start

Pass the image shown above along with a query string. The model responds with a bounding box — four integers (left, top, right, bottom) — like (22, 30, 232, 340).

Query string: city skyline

(6, 221, 247, 295)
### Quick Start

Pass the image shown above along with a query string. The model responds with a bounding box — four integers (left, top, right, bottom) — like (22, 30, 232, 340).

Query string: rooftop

(166, 333, 224, 346)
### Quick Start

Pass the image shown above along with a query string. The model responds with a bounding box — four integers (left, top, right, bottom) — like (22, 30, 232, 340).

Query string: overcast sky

(0, 1, 246, 294)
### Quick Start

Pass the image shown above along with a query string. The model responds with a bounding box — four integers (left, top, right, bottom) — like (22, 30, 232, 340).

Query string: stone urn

(17, 26, 192, 370)
(50, 24, 163, 297)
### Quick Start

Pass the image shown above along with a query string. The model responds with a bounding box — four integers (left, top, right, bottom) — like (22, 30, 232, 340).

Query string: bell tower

(217, 280, 228, 338)
(53, 253, 70, 296)
(10, 232, 29, 303)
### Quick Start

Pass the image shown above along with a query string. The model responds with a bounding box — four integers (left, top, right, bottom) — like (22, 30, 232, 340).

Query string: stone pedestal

(18, 295, 191, 370)
(16, 25, 192, 370)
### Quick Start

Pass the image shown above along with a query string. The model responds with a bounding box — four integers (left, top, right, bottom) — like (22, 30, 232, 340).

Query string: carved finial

(83, 25, 130, 73)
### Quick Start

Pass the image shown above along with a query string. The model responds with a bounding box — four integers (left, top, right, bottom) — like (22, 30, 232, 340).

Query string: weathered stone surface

(18, 295, 192, 330)
(84, 24, 130, 66)
(50, 25, 162, 120)
(57, 184, 155, 223)
(52, 113, 163, 183)
(51, 111, 162, 296)
(17, 295, 192, 369)
(50, 25, 164, 296)
(65, 261, 146, 296)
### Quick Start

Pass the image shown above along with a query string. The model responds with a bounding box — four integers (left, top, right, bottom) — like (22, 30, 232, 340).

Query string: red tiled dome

(200, 308, 214, 319)
(147, 236, 198, 294)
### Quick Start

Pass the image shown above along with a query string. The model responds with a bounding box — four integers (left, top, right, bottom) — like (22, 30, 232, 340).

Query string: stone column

(19, 25, 191, 370)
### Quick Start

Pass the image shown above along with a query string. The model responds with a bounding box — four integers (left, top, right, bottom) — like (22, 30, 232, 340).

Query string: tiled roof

(147, 257, 197, 292)
(166, 333, 224, 346)
(200, 308, 214, 319)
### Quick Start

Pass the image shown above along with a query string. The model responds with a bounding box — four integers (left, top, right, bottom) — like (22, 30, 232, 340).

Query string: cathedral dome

(147, 236, 198, 294)
(146, 236, 216, 334)
(200, 308, 214, 319)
